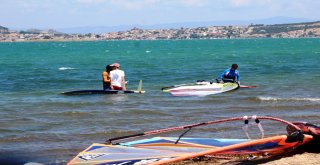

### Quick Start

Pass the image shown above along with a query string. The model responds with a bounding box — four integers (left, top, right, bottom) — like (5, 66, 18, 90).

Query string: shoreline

(1, 37, 320, 43)
(2, 21, 320, 42)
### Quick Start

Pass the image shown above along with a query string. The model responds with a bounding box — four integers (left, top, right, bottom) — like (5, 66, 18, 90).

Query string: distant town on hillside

(1, 21, 320, 42)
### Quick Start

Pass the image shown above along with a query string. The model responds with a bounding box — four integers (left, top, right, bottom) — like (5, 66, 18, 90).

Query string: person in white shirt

(109, 63, 126, 90)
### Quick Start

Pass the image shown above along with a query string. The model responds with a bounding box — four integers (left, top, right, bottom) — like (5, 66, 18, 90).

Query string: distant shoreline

(1, 37, 319, 43)
(1, 21, 320, 42)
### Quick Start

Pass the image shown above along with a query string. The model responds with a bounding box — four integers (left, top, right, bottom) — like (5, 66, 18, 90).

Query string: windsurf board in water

(61, 89, 145, 95)
(168, 82, 239, 96)
(61, 80, 145, 95)
(162, 81, 256, 92)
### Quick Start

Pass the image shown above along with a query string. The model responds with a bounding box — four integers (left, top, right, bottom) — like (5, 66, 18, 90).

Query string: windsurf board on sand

(68, 115, 314, 165)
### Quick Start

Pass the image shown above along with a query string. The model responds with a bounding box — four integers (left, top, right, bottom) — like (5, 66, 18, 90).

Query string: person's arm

(121, 76, 126, 90)
(219, 70, 227, 83)
(103, 72, 111, 83)
(236, 71, 240, 85)
(219, 73, 224, 80)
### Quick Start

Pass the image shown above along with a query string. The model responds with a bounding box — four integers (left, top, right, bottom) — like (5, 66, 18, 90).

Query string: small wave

(61, 111, 91, 116)
(258, 96, 320, 102)
(125, 109, 171, 116)
(145, 50, 151, 53)
(58, 67, 76, 71)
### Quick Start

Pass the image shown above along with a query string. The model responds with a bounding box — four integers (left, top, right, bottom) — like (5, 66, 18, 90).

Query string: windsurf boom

(68, 116, 314, 165)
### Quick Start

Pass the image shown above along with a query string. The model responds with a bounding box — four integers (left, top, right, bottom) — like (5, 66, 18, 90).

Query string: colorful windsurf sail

(68, 116, 313, 165)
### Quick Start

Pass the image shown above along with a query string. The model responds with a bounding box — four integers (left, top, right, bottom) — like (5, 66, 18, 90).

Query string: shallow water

(0, 38, 319, 164)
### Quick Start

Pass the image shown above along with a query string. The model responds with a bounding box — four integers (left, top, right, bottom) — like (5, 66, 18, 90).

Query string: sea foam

(58, 67, 76, 70)
(258, 96, 320, 102)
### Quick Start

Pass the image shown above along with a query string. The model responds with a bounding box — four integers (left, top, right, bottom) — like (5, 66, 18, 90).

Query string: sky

(1, 0, 320, 29)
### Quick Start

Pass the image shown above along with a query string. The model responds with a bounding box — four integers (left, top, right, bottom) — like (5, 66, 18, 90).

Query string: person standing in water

(102, 64, 113, 90)
(219, 64, 240, 84)
(109, 63, 126, 90)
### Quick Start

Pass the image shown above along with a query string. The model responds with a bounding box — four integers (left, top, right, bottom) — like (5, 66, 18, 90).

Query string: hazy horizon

(1, 0, 320, 30)
(4, 16, 316, 34)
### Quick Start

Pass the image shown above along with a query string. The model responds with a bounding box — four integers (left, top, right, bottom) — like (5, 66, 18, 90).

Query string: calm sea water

(0, 39, 319, 164)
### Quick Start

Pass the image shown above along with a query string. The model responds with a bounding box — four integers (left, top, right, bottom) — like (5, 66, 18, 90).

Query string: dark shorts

(112, 86, 123, 90)
(103, 86, 112, 90)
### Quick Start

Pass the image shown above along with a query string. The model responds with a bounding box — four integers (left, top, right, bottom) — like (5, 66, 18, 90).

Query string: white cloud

(109, 0, 160, 9)
(75, 0, 210, 9)
(231, 0, 251, 6)
(78, 0, 107, 4)
(176, 0, 209, 7)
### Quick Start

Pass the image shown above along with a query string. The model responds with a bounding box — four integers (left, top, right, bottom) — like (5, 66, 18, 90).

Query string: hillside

(1, 21, 320, 42)
(248, 21, 320, 37)
(0, 26, 9, 33)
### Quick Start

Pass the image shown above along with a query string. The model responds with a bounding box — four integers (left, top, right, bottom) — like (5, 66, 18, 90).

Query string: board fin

(137, 80, 143, 93)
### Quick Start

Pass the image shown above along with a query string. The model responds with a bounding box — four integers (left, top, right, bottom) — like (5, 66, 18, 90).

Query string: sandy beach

(261, 152, 320, 165)
(173, 140, 320, 165)
(171, 152, 320, 165)
(253, 137, 320, 165)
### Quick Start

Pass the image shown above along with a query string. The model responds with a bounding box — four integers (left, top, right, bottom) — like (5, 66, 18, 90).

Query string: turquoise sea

(0, 38, 319, 164)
